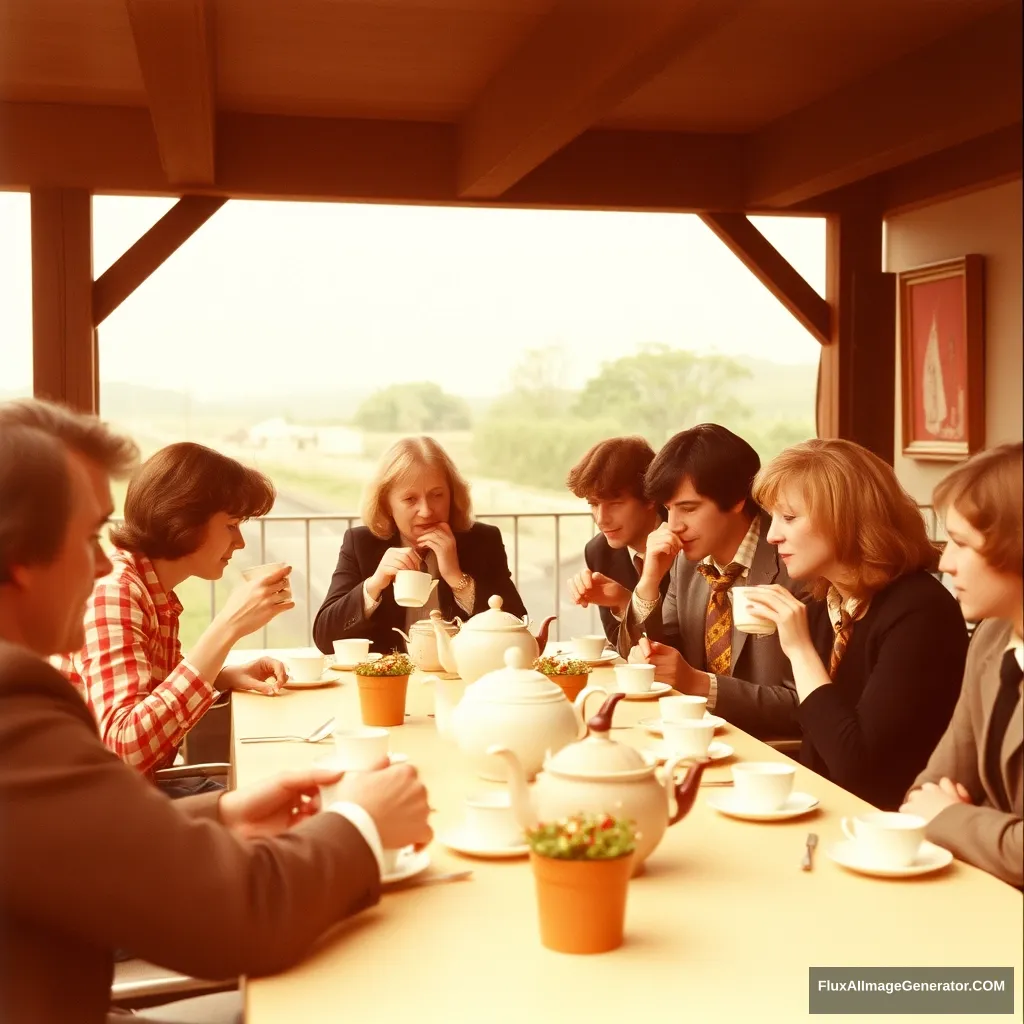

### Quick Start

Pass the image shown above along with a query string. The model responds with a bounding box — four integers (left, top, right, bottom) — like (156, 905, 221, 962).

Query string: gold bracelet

(450, 572, 472, 593)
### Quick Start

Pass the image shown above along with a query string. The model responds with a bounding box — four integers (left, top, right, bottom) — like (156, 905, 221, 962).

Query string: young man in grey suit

(616, 423, 803, 740)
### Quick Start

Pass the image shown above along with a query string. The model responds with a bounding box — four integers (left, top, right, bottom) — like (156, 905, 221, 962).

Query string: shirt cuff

(706, 673, 719, 712)
(327, 801, 383, 878)
(630, 591, 660, 623)
(454, 579, 475, 615)
(362, 581, 383, 618)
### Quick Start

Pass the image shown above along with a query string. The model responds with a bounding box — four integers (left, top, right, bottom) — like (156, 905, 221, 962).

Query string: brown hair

(753, 438, 937, 600)
(645, 423, 761, 517)
(566, 436, 656, 501)
(933, 442, 1023, 576)
(0, 399, 138, 580)
(361, 436, 473, 539)
(109, 442, 275, 559)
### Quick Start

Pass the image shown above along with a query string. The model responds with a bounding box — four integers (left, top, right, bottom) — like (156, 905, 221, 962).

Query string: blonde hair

(934, 442, 1022, 576)
(752, 438, 936, 600)
(361, 436, 473, 539)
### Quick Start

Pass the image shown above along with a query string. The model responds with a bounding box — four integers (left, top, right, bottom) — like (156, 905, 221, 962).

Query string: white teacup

(393, 570, 439, 608)
(731, 762, 796, 812)
(332, 726, 390, 770)
(282, 647, 325, 683)
(333, 638, 371, 665)
(731, 586, 776, 636)
(662, 719, 715, 758)
(614, 663, 656, 694)
(242, 561, 292, 603)
(841, 812, 926, 868)
(464, 792, 523, 849)
(660, 694, 707, 722)
(381, 848, 406, 875)
(571, 635, 608, 660)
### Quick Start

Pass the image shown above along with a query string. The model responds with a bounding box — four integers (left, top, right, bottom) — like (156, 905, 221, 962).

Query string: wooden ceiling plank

(92, 195, 226, 326)
(699, 212, 831, 346)
(125, 0, 216, 186)
(456, 0, 749, 199)
(748, 3, 1023, 208)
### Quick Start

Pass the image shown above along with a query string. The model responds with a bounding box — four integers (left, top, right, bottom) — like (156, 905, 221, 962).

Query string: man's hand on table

(638, 636, 710, 697)
(220, 766, 346, 838)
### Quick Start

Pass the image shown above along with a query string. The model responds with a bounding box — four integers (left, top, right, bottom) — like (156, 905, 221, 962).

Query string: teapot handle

(572, 686, 607, 738)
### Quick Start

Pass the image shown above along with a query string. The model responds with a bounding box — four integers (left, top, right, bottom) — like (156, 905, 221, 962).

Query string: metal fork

(240, 717, 336, 744)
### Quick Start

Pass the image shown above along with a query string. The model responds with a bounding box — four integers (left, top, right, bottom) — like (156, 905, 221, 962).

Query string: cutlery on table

(801, 832, 819, 871)
(395, 870, 473, 889)
(240, 717, 336, 744)
(700, 780, 734, 787)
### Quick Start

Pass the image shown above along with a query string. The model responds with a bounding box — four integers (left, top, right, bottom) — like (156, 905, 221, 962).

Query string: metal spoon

(801, 832, 819, 871)
(241, 717, 336, 744)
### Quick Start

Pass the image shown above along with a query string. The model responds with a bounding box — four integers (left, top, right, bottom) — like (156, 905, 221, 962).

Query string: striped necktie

(695, 562, 745, 675)
(829, 606, 854, 678)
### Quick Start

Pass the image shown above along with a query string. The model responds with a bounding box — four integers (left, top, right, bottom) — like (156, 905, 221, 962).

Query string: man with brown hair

(565, 436, 665, 644)
(0, 399, 432, 1024)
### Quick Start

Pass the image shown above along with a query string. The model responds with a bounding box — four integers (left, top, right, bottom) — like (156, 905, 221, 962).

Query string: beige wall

(885, 178, 1023, 504)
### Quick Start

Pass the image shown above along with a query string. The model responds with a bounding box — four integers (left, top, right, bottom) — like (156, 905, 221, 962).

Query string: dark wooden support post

(30, 189, 97, 413)
(820, 198, 896, 462)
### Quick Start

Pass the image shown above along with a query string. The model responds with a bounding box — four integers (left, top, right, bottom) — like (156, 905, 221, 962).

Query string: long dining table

(230, 652, 1023, 1023)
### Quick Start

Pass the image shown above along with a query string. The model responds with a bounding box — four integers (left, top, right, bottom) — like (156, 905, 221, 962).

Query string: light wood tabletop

(231, 655, 1023, 1024)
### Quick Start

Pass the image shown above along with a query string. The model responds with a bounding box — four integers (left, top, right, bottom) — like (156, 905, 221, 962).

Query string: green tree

(573, 344, 750, 443)
(352, 382, 471, 433)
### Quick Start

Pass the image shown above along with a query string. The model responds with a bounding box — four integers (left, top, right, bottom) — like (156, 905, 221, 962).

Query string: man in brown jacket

(902, 443, 1022, 889)
(0, 400, 433, 1024)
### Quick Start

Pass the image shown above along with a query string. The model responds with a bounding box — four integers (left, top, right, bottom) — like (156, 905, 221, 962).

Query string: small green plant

(526, 813, 637, 860)
(534, 655, 591, 677)
(353, 653, 415, 677)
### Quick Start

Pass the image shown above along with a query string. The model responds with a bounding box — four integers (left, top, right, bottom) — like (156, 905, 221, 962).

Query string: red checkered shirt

(56, 550, 218, 776)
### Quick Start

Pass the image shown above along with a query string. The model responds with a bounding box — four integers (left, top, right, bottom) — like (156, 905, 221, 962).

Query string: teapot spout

(531, 615, 557, 653)
(391, 626, 411, 645)
(429, 609, 458, 674)
(666, 756, 710, 825)
(486, 745, 537, 832)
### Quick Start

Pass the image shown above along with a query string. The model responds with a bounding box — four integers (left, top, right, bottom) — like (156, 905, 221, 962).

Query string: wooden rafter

(93, 196, 226, 326)
(456, 0, 748, 199)
(126, 0, 216, 186)
(748, 3, 1023, 208)
(698, 212, 831, 346)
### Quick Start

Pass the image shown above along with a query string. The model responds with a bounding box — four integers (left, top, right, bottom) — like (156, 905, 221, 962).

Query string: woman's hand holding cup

(367, 547, 423, 602)
(221, 564, 295, 640)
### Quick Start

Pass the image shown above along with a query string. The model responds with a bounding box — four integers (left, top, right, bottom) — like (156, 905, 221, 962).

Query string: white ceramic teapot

(488, 693, 709, 872)
(430, 599, 556, 684)
(449, 647, 605, 781)
(392, 616, 457, 673)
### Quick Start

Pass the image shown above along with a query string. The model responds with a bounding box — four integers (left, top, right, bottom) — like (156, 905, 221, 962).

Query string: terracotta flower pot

(530, 850, 635, 954)
(544, 673, 589, 702)
(357, 675, 409, 727)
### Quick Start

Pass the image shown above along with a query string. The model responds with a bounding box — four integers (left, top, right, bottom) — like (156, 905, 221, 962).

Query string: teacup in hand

(731, 586, 775, 635)
(393, 570, 438, 608)
(242, 561, 292, 604)
(841, 812, 926, 868)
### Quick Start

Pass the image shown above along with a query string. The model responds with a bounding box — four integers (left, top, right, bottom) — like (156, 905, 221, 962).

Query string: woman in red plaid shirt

(58, 442, 294, 782)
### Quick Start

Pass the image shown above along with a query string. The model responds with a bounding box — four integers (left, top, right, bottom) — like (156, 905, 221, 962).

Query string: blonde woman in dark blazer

(902, 442, 1023, 888)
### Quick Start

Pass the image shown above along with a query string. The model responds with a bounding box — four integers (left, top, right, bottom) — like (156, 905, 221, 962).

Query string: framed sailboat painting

(898, 255, 985, 461)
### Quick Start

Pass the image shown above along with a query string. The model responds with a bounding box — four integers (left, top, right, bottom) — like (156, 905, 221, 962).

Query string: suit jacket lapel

(730, 513, 778, 671)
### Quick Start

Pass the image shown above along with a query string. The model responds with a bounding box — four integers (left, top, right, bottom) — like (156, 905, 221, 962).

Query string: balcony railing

(117, 505, 943, 650)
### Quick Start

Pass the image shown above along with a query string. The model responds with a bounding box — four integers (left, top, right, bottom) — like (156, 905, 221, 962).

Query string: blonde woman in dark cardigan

(741, 439, 968, 810)
(902, 442, 1022, 888)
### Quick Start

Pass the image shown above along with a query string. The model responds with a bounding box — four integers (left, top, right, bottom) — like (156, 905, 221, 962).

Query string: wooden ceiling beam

(126, 0, 216, 186)
(93, 196, 226, 326)
(747, 3, 1023, 208)
(456, 0, 748, 199)
(699, 212, 831, 346)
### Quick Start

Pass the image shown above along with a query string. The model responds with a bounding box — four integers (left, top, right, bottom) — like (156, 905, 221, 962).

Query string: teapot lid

(462, 595, 530, 632)
(468, 647, 565, 704)
(545, 693, 652, 777)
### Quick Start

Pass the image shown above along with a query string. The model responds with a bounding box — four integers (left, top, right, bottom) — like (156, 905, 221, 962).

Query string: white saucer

(548, 648, 619, 667)
(282, 676, 340, 690)
(640, 714, 726, 736)
(438, 827, 529, 860)
(827, 839, 954, 879)
(381, 847, 431, 885)
(706, 790, 820, 821)
(329, 652, 383, 672)
(615, 681, 673, 700)
(651, 740, 734, 764)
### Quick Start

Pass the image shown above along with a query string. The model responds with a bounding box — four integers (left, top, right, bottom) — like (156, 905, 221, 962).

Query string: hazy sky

(0, 193, 825, 400)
